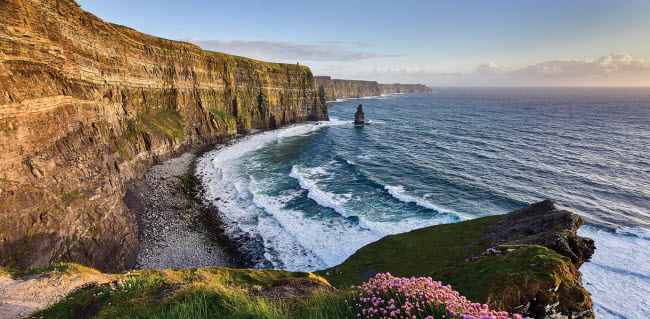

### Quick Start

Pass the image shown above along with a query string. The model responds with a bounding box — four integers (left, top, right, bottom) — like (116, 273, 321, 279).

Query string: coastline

(124, 124, 328, 271)
(124, 146, 236, 270)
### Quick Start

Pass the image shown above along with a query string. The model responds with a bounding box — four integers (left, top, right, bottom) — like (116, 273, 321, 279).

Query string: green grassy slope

(317, 215, 592, 315)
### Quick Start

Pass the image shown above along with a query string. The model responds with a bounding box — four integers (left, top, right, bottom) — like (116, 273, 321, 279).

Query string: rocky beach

(125, 151, 234, 270)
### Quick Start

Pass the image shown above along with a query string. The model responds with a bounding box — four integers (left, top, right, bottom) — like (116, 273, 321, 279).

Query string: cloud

(476, 61, 506, 75)
(314, 41, 372, 48)
(188, 38, 402, 62)
(373, 66, 459, 76)
(480, 53, 650, 78)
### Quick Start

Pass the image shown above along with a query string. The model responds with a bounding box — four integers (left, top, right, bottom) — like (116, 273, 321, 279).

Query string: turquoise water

(197, 88, 650, 318)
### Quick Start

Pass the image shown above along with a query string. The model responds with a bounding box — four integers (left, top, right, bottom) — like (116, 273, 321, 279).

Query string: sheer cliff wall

(315, 76, 432, 101)
(379, 83, 432, 94)
(0, 0, 327, 272)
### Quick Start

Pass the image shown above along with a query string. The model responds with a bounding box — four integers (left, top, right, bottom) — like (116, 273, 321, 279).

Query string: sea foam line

(289, 165, 387, 238)
(384, 185, 468, 220)
(289, 166, 352, 218)
(196, 120, 351, 269)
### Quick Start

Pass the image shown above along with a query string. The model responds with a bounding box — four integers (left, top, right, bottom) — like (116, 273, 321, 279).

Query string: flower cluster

(347, 273, 531, 319)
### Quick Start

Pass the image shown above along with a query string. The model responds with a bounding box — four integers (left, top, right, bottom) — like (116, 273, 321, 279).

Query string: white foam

(616, 226, 650, 239)
(385, 185, 469, 220)
(360, 213, 462, 236)
(290, 165, 353, 218)
(250, 191, 380, 268)
(196, 120, 351, 270)
(578, 225, 650, 318)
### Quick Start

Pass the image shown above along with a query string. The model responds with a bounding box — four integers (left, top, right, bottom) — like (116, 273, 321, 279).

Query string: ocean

(196, 88, 649, 318)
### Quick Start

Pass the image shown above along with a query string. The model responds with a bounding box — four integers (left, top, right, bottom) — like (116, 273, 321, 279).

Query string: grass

(208, 108, 237, 132)
(316, 215, 591, 315)
(139, 110, 186, 141)
(317, 215, 501, 288)
(26, 266, 353, 319)
(0, 262, 101, 279)
(208, 108, 229, 120)
(57, 190, 87, 205)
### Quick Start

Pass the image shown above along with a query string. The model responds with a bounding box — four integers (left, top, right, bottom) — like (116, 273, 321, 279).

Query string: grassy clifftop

(318, 201, 595, 319)
(3, 263, 350, 319)
(2, 202, 595, 319)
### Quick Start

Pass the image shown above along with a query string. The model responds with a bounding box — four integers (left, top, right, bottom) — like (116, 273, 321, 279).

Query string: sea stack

(355, 104, 365, 124)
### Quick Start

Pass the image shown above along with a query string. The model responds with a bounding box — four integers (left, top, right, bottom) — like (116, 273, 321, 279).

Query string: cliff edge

(0, 0, 327, 272)
(315, 76, 432, 101)
(320, 200, 596, 319)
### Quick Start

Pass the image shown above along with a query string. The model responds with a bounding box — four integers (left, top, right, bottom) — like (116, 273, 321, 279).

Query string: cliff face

(379, 83, 432, 94)
(315, 76, 432, 101)
(314, 76, 381, 101)
(0, 0, 327, 272)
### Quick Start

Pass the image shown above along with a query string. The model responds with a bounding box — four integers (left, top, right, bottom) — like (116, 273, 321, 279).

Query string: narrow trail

(0, 270, 110, 319)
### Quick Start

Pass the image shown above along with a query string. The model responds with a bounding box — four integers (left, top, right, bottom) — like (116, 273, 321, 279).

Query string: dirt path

(0, 271, 110, 319)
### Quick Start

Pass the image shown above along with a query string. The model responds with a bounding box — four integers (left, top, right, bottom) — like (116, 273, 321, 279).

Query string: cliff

(379, 83, 432, 94)
(314, 76, 381, 101)
(315, 76, 431, 101)
(0, 0, 327, 272)
(320, 200, 596, 319)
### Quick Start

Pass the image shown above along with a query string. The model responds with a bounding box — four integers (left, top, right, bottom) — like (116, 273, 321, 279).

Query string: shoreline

(124, 128, 301, 271)
(124, 144, 238, 270)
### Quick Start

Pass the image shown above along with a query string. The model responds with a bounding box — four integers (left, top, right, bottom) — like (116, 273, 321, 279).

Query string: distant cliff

(0, 0, 327, 272)
(315, 76, 431, 101)
(314, 77, 381, 101)
(379, 83, 432, 94)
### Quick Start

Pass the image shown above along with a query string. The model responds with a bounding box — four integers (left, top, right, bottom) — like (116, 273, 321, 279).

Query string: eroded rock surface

(354, 104, 365, 124)
(0, 0, 327, 272)
(467, 199, 596, 268)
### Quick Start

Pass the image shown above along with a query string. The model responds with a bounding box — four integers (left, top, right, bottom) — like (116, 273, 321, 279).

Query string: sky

(76, 0, 650, 86)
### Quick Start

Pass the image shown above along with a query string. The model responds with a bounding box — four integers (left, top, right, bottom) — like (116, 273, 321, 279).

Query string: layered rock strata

(315, 76, 431, 101)
(0, 0, 327, 272)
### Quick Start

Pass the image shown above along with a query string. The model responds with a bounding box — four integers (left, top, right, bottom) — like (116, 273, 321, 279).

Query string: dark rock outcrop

(466, 199, 596, 268)
(0, 0, 326, 272)
(354, 104, 365, 124)
(315, 76, 432, 101)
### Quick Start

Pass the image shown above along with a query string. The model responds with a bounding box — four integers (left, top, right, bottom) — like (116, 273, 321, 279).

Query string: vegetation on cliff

(318, 201, 594, 319)
(1, 201, 595, 319)
(0, 0, 326, 272)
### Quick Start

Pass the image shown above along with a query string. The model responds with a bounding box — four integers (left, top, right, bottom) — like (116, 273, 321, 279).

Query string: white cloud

(188, 38, 402, 62)
(476, 61, 506, 75)
(481, 53, 650, 78)
(372, 66, 458, 76)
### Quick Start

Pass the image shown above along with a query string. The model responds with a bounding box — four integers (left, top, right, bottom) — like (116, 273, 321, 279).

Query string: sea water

(197, 88, 649, 318)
